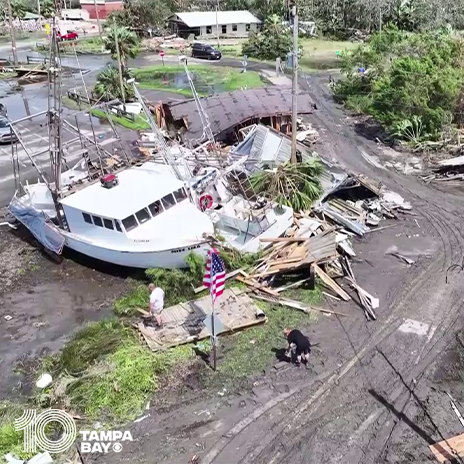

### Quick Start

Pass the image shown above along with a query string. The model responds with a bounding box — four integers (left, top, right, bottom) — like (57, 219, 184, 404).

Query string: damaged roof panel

(167, 88, 315, 142)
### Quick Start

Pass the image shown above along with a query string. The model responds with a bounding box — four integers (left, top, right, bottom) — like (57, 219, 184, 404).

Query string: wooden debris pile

(235, 211, 379, 320)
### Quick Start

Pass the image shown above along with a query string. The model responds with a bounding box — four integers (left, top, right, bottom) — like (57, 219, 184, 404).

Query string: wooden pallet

(137, 287, 267, 351)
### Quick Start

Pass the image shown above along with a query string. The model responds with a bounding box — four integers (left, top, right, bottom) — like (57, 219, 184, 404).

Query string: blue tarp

(8, 195, 65, 255)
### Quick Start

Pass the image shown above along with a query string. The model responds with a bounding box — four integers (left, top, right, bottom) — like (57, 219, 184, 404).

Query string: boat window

(122, 215, 138, 231)
(82, 212, 92, 224)
(174, 188, 187, 203)
(161, 193, 176, 210)
(135, 207, 150, 224)
(149, 200, 163, 217)
(93, 216, 103, 227)
(104, 218, 114, 230)
(115, 221, 122, 232)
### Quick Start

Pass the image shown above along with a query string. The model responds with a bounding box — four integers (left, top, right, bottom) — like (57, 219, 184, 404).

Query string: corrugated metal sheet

(173, 11, 261, 27)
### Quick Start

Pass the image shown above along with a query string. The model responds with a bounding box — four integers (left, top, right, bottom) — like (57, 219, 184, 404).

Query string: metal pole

(290, 4, 298, 164)
(6, 0, 18, 66)
(211, 293, 217, 372)
(93, 0, 102, 37)
(37, 0, 42, 29)
(113, 20, 126, 103)
(215, 0, 220, 49)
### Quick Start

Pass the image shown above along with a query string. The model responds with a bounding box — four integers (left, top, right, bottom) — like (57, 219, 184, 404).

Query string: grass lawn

(212, 285, 322, 385)
(132, 64, 265, 96)
(91, 109, 150, 131)
(299, 38, 358, 71)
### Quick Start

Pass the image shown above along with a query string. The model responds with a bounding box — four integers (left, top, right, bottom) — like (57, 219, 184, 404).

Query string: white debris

(28, 452, 53, 464)
(381, 191, 412, 210)
(4, 315, 12, 321)
(36, 373, 52, 389)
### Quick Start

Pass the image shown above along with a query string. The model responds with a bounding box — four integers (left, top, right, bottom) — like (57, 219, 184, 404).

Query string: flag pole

(211, 291, 217, 372)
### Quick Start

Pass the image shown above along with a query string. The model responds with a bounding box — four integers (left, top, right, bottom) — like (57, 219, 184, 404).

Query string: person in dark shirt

(284, 328, 311, 366)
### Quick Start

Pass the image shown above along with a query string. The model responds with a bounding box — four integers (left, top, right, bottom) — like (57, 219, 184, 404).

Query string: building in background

(79, 0, 123, 20)
(62, 9, 90, 21)
(167, 11, 261, 38)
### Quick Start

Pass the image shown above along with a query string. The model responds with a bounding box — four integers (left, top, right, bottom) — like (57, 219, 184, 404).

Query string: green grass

(67, 341, 194, 423)
(114, 284, 149, 316)
(91, 109, 150, 131)
(299, 38, 357, 71)
(213, 285, 322, 383)
(132, 64, 265, 96)
(37, 319, 201, 425)
(0, 402, 35, 462)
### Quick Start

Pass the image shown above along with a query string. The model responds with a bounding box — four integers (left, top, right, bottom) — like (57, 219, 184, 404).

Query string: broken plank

(429, 433, 464, 463)
(252, 294, 348, 317)
(274, 277, 312, 293)
(236, 275, 280, 296)
(314, 264, 351, 301)
(260, 237, 309, 243)
(135, 307, 151, 317)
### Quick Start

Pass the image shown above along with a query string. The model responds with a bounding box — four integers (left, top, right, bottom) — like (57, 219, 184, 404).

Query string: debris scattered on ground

(4, 315, 12, 321)
(5, 452, 53, 464)
(133, 414, 150, 423)
(386, 251, 416, 266)
(143, 35, 189, 52)
(36, 373, 52, 389)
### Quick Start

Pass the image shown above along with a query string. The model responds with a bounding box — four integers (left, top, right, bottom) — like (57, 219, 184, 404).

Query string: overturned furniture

(137, 287, 267, 351)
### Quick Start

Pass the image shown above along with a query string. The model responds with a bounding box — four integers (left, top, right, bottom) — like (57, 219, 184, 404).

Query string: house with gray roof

(167, 10, 261, 38)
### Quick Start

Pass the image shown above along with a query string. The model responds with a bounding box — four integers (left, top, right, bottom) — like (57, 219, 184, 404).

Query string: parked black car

(191, 43, 222, 60)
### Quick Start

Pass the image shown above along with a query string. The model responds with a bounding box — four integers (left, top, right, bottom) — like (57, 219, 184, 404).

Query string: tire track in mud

(203, 75, 464, 464)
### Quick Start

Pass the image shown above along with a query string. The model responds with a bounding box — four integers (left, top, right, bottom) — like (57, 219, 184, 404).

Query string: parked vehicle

(58, 31, 79, 41)
(0, 117, 17, 144)
(191, 43, 221, 60)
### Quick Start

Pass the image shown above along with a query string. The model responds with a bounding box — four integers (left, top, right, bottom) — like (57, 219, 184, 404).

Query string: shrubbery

(335, 26, 464, 140)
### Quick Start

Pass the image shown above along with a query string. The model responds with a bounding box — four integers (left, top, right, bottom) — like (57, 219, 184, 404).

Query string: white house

(167, 11, 261, 38)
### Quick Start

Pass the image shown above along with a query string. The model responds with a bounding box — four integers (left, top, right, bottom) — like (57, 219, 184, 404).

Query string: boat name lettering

(171, 244, 201, 254)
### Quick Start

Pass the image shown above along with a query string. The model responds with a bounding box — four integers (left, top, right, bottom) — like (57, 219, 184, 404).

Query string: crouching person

(284, 328, 311, 366)
(148, 283, 165, 327)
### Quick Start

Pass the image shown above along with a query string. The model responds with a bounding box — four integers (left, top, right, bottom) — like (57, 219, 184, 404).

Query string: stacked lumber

(235, 211, 379, 320)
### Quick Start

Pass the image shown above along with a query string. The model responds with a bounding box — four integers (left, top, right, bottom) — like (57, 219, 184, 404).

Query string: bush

(242, 15, 293, 61)
(335, 27, 464, 139)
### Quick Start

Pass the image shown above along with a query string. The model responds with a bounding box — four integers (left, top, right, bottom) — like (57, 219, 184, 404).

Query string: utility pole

(215, 0, 220, 49)
(37, 0, 42, 29)
(93, 0, 102, 37)
(114, 20, 126, 103)
(290, 3, 298, 164)
(6, 0, 18, 66)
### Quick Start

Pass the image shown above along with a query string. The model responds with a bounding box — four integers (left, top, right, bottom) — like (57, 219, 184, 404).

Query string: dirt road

(84, 72, 464, 464)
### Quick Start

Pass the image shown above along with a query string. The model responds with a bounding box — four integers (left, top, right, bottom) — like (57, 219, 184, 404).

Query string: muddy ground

(2, 67, 464, 464)
(0, 217, 136, 399)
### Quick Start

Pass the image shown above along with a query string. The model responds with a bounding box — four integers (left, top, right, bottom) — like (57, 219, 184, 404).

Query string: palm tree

(103, 26, 140, 72)
(11, 0, 26, 19)
(94, 65, 133, 101)
(250, 159, 324, 212)
(40, 0, 55, 18)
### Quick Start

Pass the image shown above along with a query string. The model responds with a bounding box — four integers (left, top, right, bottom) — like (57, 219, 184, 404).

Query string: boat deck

(137, 287, 266, 351)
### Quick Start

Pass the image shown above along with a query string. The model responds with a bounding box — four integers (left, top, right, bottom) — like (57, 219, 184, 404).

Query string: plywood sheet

(429, 433, 464, 463)
(137, 287, 266, 351)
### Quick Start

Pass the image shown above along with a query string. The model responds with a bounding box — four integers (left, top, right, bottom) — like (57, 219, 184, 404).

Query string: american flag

(203, 249, 226, 302)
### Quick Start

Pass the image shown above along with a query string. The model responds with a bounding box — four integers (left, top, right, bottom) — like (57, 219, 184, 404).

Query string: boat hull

(63, 233, 211, 269)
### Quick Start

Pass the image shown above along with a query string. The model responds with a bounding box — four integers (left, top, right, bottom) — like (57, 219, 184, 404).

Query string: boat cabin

(59, 163, 193, 240)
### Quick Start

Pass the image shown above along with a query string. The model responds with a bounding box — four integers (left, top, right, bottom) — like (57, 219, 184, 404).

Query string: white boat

(11, 162, 214, 269)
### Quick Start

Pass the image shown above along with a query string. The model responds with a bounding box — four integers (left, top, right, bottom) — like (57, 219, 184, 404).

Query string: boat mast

(47, 0, 65, 225)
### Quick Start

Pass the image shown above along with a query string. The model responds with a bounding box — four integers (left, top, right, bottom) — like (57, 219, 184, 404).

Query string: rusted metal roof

(166, 87, 315, 142)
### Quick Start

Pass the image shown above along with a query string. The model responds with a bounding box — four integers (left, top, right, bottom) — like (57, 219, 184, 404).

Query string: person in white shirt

(148, 283, 165, 327)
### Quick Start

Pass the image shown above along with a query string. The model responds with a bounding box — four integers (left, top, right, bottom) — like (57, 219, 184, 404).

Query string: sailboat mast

(48, 0, 64, 224)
